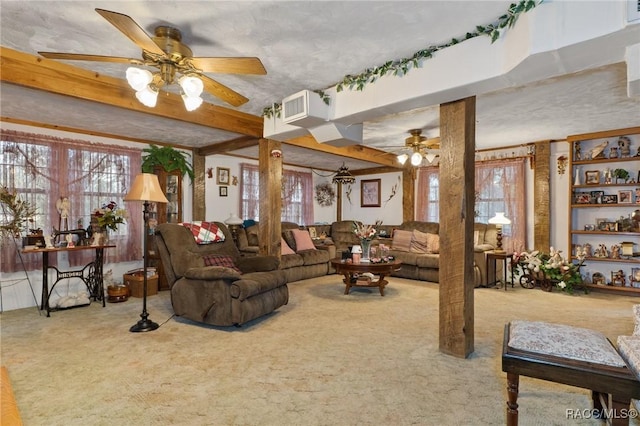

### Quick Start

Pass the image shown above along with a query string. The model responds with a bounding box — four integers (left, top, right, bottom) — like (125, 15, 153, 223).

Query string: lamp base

(130, 318, 159, 333)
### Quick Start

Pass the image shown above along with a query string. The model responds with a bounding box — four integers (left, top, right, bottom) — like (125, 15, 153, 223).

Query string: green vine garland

(263, 0, 541, 119)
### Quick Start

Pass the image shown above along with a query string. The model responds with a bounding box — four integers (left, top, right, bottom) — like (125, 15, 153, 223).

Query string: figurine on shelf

(609, 147, 619, 159)
(583, 243, 592, 258)
(610, 244, 621, 259)
(595, 243, 608, 258)
(604, 168, 613, 184)
(618, 136, 631, 157)
(590, 140, 609, 159)
(611, 270, 626, 287)
(574, 141, 582, 161)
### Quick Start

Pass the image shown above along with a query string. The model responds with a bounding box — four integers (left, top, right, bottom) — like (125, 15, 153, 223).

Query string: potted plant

(141, 145, 195, 181)
(613, 168, 630, 183)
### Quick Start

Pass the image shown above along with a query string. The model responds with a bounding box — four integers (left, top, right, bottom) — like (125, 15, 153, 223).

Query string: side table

(486, 250, 514, 290)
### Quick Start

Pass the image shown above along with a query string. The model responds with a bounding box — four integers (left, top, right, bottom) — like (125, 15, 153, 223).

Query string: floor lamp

(124, 173, 168, 332)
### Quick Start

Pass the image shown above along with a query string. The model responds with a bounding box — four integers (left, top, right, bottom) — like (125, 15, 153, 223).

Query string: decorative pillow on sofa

(474, 230, 480, 246)
(180, 221, 225, 243)
(392, 229, 413, 252)
(426, 233, 440, 254)
(410, 229, 430, 253)
(203, 254, 242, 274)
(291, 229, 316, 252)
(281, 237, 295, 255)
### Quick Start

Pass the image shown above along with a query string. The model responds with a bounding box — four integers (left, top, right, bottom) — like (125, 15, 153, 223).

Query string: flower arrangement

(353, 220, 382, 241)
(93, 201, 127, 232)
(512, 247, 586, 293)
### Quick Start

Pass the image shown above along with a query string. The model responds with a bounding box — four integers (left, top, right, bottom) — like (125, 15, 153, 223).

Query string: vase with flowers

(353, 220, 382, 262)
(91, 201, 127, 244)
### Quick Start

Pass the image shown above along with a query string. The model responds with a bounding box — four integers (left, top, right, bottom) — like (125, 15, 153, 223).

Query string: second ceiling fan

(38, 8, 266, 110)
(396, 129, 440, 166)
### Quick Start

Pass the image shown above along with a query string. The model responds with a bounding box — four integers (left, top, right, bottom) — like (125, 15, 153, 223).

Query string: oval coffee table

(330, 258, 401, 296)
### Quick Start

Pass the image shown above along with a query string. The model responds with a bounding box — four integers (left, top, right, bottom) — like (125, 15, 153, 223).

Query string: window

(240, 163, 314, 225)
(416, 158, 526, 252)
(1, 130, 142, 272)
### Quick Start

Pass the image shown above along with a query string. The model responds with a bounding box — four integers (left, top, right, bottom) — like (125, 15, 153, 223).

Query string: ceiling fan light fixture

(135, 85, 159, 108)
(397, 154, 409, 165)
(182, 94, 203, 111)
(126, 67, 153, 91)
(425, 152, 436, 163)
(178, 74, 204, 98)
(410, 152, 423, 166)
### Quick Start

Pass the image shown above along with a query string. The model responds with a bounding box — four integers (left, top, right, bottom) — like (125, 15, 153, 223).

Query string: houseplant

(141, 145, 195, 181)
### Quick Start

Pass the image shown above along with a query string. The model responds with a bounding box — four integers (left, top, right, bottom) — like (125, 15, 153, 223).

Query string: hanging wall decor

(315, 182, 335, 207)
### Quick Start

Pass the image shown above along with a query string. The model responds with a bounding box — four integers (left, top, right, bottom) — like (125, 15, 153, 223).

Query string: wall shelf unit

(568, 126, 640, 295)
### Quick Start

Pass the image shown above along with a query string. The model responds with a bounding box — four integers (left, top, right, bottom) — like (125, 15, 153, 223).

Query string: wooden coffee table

(330, 259, 401, 296)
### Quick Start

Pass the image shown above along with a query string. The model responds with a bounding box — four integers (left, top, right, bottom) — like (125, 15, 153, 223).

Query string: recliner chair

(155, 222, 288, 326)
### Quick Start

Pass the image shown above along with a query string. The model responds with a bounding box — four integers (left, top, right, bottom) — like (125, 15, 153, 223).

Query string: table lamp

(224, 213, 244, 245)
(488, 212, 511, 253)
(124, 173, 169, 333)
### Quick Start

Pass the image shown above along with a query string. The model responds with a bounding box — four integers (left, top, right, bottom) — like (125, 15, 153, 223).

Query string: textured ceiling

(1, 1, 639, 171)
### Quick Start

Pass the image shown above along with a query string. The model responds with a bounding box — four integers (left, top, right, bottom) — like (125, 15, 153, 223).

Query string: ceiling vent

(309, 123, 363, 147)
(628, 0, 640, 22)
(282, 90, 329, 127)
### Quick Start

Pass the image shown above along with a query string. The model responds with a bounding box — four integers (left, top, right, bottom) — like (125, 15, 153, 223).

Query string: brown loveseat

(329, 220, 497, 287)
(155, 222, 289, 326)
(236, 222, 335, 282)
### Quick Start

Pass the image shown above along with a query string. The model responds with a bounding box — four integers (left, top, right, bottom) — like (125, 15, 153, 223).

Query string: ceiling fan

(38, 8, 266, 109)
(395, 129, 441, 166)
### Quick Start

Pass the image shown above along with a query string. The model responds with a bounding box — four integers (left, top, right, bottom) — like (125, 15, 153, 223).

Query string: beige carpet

(1, 276, 639, 426)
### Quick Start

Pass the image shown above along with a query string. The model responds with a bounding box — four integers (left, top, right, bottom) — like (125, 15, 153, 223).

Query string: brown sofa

(236, 222, 335, 282)
(329, 220, 497, 287)
(155, 222, 289, 326)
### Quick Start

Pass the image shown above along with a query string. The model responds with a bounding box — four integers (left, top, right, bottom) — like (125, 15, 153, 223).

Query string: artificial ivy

(262, 0, 541, 119)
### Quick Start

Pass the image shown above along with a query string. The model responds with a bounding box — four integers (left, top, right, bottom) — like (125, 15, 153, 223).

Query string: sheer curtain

(239, 162, 314, 225)
(1, 130, 142, 272)
(415, 158, 526, 253)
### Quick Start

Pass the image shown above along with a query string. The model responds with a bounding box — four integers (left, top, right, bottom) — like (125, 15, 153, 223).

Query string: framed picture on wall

(216, 167, 230, 185)
(361, 179, 381, 207)
(219, 186, 228, 197)
(618, 190, 632, 204)
(585, 170, 600, 185)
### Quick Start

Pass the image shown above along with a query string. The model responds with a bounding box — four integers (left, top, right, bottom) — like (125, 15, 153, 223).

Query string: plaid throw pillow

(203, 254, 242, 274)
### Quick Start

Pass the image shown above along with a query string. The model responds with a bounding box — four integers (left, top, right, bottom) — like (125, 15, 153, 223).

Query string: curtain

(239, 162, 314, 225)
(415, 158, 526, 253)
(1, 130, 142, 272)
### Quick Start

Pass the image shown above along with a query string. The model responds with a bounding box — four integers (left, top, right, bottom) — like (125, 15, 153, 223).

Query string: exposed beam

(284, 135, 400, 168)
(0, 47, 263, 138)
(197, 136, 259, 156)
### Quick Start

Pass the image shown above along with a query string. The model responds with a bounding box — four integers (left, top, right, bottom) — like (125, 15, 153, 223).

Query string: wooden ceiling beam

(284, 135, 401, 168)
(197, 135, 259, 156)
(0, 47, 263, 137)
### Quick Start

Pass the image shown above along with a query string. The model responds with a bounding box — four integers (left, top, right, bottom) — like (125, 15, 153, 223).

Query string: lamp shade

(488, 212, 511, 225)
(397, 154, 409, 165)
(224, 213, 243, 225)
(424, 152, 436, 163)
(182, 94, 203, 111)
(179, 75, 204, 97)
(135, 85, 159, 108)
(126, 67, 153, 91)
(351, 245, 363, 254)
(124, 173, 169, 203)
(410, 152, 423, 166)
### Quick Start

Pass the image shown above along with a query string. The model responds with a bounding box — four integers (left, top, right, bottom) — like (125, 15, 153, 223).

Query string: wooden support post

(438, 96, 476, 358)
(336, 183, 343, 222)
(192, 150, 205, 221)
(402, 167, 415, 222)
(533, 141, 550, 252)
(258, 139, 282, 257)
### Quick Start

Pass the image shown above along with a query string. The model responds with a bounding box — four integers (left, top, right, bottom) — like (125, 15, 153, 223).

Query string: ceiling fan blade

(95, 8, 166, 57)
(188, 57, 266, 75)
(38, 52, 139, 64)
(199, 74, 249, 107)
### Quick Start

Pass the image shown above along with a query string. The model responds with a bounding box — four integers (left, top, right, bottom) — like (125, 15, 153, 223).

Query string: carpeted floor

(1, 275, 639, 426)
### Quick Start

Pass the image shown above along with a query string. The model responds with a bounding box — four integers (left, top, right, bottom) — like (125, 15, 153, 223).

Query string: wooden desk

(23, 244, 115, 316)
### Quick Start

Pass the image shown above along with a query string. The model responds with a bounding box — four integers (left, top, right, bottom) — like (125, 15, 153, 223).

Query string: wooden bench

(502, 321, 640, 426)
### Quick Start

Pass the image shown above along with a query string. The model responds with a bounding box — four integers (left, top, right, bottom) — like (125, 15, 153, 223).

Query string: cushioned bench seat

(502, 320, 640, 426)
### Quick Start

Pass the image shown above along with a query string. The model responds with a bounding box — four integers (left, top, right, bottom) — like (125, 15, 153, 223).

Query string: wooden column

(336, 183, 343, 222)
(533, 141, 551, 252)
(258, 139, 282, 257)
(192, 150, 206, 221)
(402, 167, 416, 222)
(438, 96, 476, 358)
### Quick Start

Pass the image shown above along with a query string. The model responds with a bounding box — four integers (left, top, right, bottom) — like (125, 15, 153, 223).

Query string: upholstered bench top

(508, 320, 626, 367)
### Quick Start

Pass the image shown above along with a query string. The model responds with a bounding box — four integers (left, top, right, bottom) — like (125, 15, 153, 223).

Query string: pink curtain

(415, 158, 526, 253)
(1, 130, 142, 272)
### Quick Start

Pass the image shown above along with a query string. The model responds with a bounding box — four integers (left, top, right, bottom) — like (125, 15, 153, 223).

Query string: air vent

(628, 0, 640, 22)
(281, 90, 329, 127)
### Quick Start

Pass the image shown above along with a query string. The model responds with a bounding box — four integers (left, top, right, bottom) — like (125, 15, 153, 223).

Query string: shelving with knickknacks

(568, 126, 640, 294)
